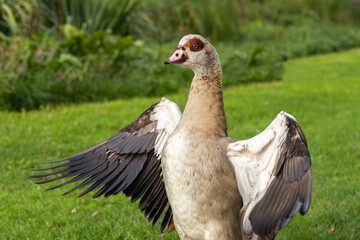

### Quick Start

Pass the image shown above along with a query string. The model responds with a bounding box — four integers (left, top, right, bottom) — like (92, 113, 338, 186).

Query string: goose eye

(187, 38, 204, 51)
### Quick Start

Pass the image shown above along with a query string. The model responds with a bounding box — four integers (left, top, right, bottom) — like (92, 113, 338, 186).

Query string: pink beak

(164, 47, 188, 65)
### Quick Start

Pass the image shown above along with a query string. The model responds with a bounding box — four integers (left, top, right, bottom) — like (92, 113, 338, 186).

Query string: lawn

(1, 48, 359, 239)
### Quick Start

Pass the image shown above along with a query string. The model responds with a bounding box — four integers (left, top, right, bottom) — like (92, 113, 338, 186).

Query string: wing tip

(279, 111, 296, 122)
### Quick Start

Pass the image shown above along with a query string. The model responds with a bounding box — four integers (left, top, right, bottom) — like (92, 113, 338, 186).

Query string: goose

(33, 34, 312, 240)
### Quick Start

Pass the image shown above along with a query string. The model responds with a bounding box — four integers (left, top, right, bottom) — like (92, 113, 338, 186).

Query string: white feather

(150, 98, 182, 158)
(227, 111, 290, 205)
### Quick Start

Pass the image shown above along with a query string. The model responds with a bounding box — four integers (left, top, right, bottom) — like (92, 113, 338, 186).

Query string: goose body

(163, 93, 241, 239)
(33, 34, 312, 240)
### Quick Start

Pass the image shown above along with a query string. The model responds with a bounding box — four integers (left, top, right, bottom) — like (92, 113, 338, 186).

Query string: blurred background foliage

(1, 0, 360, 111)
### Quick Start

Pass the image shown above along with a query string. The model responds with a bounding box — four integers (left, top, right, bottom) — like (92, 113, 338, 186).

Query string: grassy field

(1, 48, 360, 239)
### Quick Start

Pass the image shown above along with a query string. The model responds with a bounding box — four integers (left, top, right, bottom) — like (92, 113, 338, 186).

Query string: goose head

(164, 34, 221, 78)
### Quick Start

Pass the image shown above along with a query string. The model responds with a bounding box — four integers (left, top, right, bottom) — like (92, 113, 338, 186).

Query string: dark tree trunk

(55, 0, 63, 39)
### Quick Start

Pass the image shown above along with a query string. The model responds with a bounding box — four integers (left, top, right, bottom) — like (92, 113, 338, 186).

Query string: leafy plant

(240, 18, 360, 59)
(2, 0, 360, 111)
(0, 28, 181, 110)
(0, 26, 284, 111)
(222, 45, 284, 85)
(42, 0, 139, 36)
(0, 0, 57, 37)
(1, 0, 143, 38)
(141, 0, 243, 41)
(140, 0, 360, 42)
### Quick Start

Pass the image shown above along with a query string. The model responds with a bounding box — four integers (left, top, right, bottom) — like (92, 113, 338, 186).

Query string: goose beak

(164, 46, 188, 65)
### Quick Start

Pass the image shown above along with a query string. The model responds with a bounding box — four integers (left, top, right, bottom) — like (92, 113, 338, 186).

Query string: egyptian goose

(33, 34, 312, 240)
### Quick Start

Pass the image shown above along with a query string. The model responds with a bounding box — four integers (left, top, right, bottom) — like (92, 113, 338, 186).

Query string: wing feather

(32, 98, 181, 233)
(160, 206, 174, 233)
(228, 111, 312, 239)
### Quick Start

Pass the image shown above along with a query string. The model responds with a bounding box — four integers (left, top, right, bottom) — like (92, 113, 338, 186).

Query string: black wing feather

(32, 102, 174, 233)
(249, 116, 312, 239)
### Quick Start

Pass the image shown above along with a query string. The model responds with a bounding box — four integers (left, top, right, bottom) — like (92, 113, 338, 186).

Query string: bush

(222, 46, 284, 86)
(239, 17, 360, 60)
(0, 31, 137, 111)
(0, 0, 141, 37)
(0, 26, 284, 111)
(0, 29, 188, 111)
(140, 0, 360, 41)
(140, 0, 360, 61)
(2, 0, 360, 111)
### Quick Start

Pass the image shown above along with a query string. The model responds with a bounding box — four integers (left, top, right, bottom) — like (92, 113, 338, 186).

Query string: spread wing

(32, 98, 182, 233)
(227, 111, 312, 239)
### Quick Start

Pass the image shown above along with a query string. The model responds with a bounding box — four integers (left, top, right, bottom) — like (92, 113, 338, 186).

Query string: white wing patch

(151, 98, 182, 158)
(228, 111, 305, 238)
(228, 111, 291, 204)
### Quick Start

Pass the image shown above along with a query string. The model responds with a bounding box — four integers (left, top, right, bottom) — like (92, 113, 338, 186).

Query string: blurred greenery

(1, 0, 360, 110)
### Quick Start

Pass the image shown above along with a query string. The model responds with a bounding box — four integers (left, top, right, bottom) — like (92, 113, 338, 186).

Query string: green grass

(1, 48, 360, 239)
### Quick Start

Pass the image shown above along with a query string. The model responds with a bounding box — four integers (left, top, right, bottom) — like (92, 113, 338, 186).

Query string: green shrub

(140, 0, 360, 41)
(0, 0, 57, 37)
(0, 29, 188, 110)
(43, 0, 139, 36)
(138, 0, 360, 62)
(222, 46, 284, 86)
(239, 18, 360, 60)
(2, 0, 360, 111)
(0, 26, 284, 111)
(0, 0, 143, 38)
(140, 0, 243, 41)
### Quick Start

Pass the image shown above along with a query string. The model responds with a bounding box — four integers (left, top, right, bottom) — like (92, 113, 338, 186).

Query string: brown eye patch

(185, 38, 205, 52)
